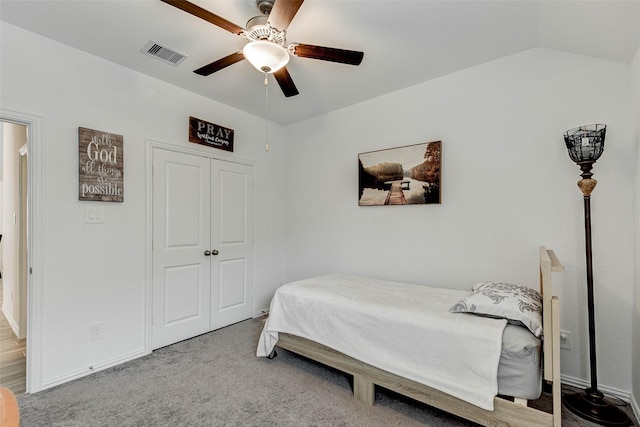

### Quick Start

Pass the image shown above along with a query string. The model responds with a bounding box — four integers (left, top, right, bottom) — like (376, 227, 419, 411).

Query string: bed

(257, 246, 563, 427)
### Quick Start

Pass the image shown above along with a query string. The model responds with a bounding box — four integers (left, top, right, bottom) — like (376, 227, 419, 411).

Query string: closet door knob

(204, 250, 211, 256)
(211, 250, 219, 256)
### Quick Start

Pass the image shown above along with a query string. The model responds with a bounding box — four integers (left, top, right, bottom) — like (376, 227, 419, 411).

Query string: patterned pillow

(450, 281, 543, 338)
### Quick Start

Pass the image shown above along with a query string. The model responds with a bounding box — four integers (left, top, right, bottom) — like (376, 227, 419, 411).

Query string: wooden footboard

(274, 247, 563, 427)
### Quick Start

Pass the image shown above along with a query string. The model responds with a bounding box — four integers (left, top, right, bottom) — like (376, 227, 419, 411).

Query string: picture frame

(79, 127, 124, 202)
(189, 116, 234, 152)
(358, 141, 441, 206)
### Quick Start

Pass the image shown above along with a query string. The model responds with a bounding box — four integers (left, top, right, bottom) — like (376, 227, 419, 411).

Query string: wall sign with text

(189, 116, 234, 152)
(79, 127, 124, 202)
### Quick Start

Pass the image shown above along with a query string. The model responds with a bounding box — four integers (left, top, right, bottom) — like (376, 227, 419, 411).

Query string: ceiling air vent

(141, 41, 188, 66)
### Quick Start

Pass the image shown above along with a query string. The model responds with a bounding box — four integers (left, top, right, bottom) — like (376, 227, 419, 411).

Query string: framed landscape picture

(358, 141, 441, 206)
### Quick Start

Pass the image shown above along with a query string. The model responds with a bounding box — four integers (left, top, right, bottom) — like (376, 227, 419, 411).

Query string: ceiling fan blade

(160, 0, 244, 35)
(267, 0, 305, 31)
(194, 52, 245, 76)
(273, 67, 299, 97)
(290, 43, 364, 66)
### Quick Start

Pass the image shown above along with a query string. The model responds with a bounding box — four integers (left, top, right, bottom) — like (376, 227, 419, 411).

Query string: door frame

(0, 108, 44, 393)
(145, 139, 255, 353)
(18, 143, 28, 338)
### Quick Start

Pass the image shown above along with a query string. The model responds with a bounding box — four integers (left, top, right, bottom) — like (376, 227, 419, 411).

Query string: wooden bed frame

(274, 247, 564, 427)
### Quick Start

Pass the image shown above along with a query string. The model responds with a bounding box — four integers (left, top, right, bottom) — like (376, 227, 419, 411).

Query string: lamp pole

(578, 165, 598, 393)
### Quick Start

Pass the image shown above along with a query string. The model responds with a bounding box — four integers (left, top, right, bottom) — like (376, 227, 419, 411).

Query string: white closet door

(152, 147, 254, 348)
(152, 149, 211, 349)
(210, 160, 254, 330)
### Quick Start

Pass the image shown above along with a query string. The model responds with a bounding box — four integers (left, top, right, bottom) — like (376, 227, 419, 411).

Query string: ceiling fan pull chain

(264, 71, 270, 152)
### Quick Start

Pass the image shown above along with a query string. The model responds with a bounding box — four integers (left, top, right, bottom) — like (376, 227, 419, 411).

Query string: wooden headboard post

(540, 246, 563, 382)
(539, 246, 563, 427)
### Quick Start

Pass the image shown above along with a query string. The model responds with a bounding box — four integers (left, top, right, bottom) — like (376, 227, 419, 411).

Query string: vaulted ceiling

(1, 0, 639, 125)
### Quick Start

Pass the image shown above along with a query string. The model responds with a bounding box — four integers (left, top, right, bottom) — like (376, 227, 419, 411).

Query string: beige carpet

(17, 318, 637, 426)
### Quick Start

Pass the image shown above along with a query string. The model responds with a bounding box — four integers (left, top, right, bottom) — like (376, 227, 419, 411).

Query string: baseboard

(631, 393, 639, 425)
(254, 307, 269, 317)
(561, 374, 633, 403)
(39, 348, 147, 392)
(1, 305, 21, 338)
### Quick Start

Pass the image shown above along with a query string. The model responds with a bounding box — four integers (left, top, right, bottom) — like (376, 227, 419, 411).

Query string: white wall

(284, 48, 636, 396)
(0, 22, 288, 390)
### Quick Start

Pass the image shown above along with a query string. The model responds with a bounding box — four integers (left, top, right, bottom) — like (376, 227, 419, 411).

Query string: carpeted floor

(17, 318, 637, 426)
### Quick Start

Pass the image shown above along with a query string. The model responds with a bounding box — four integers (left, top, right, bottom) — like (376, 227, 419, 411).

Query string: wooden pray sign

(78, 127, 124, 202)
(189, 116, 234, 152)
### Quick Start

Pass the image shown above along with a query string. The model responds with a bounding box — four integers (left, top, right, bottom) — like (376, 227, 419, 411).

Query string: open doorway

(0, 108, 43, 394)
(0, 121, 28, 394)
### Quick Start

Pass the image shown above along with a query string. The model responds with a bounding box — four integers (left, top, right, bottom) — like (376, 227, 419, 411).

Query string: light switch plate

(85, 206, 104, 224)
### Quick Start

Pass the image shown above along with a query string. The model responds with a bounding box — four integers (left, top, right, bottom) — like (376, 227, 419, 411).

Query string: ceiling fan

(160, 0, 364, 97)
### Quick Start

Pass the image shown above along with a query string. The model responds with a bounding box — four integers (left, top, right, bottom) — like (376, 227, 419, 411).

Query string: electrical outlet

(560, 330, 572, 349)
(90, 322, 104, 341)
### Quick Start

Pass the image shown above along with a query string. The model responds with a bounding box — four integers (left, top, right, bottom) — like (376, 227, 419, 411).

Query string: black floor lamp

(562, 124, 632, 427)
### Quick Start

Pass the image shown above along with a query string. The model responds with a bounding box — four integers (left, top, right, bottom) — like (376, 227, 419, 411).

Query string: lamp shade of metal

(563, 124, 606, 164)
(242, 41, 290, 74)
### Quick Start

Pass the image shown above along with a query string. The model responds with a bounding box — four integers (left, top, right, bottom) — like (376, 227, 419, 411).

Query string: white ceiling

(1, 0, 639, 125)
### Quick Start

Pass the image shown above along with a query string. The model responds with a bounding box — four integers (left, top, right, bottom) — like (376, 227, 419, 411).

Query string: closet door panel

(218, 258, 247, 310)
(210, 161, 254, 330)
(152, 149, 211, 349)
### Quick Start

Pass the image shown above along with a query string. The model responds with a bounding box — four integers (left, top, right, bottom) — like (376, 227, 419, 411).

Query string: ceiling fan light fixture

(243, 40, 290, 73)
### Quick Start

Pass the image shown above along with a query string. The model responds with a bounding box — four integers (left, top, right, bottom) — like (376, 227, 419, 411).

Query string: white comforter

(257, 275, 507, 410)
